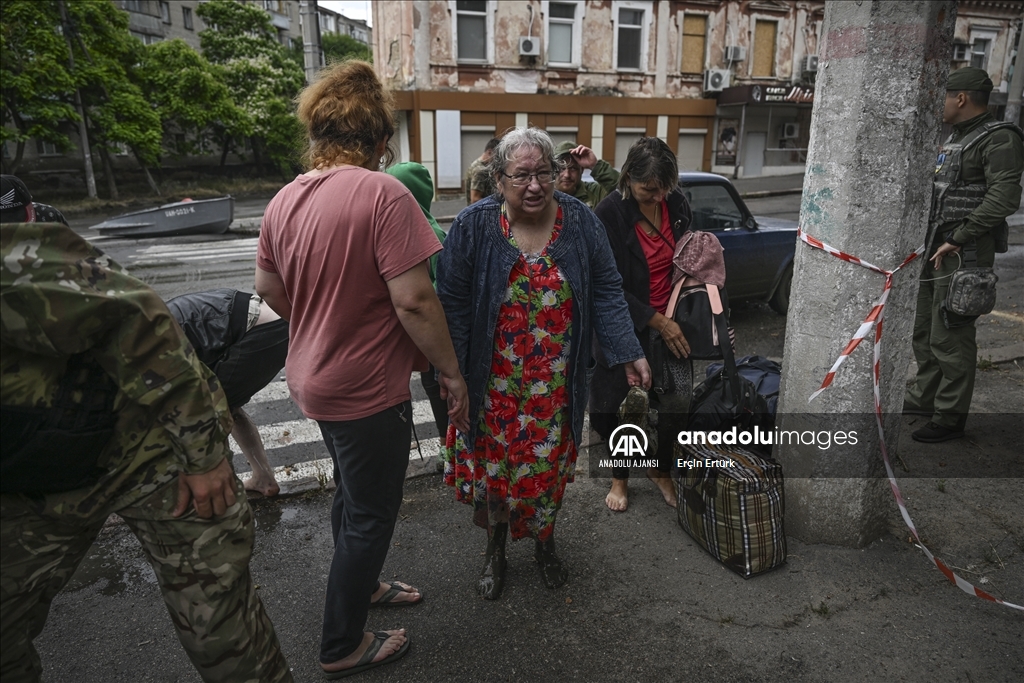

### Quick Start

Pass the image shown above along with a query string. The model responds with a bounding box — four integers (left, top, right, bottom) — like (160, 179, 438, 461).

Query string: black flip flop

(369, 581, 424, 608)
(322, 632, 411, 680)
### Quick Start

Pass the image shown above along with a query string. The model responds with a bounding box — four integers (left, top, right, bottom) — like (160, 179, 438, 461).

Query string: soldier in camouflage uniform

(0, 223, 293, 682)
(905, 67, 1024, 443)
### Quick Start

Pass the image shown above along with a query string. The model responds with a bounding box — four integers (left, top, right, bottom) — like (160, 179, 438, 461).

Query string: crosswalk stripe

(272, 435, 442, 486)
(134, 238, 260, 254)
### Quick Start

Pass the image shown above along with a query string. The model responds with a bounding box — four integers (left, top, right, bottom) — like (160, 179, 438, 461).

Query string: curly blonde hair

(296, 60, 396, 170)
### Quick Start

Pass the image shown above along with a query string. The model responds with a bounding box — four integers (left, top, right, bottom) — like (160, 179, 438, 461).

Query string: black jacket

(593, 188, 692, 348)
(165, 289, 252, 369)
(588, 189, 692, 425)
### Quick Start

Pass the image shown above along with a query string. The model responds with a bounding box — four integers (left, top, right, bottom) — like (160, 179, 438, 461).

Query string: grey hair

(488, 127, 557, 193)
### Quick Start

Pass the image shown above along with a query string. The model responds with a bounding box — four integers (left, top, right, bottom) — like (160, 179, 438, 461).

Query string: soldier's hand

(930, 241, 961, 270)
(173, 458, 238, 519)
(571, 145, 598, 170)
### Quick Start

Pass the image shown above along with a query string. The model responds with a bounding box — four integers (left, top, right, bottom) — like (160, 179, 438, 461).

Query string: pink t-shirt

(257, 166, 442, 420)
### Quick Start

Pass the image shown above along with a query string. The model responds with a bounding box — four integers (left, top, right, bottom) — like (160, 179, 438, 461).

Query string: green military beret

(947, 67, 993, 93)
(554, 140, 577, 159)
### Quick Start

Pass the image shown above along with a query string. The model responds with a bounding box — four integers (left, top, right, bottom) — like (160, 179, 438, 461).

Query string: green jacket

(940, 112, 1024, 248)
(572, 159, 621, 209)
(1, 223, 232, 507)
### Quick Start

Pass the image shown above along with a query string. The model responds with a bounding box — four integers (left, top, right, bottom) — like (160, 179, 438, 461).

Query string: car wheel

(769, 265, 792, 315)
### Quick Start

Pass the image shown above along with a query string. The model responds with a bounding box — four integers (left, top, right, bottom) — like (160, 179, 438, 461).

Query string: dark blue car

(678, 172, 797, 314)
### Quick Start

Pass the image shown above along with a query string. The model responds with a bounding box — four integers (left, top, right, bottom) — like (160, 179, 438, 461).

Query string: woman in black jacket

(591, 137, 693, 512)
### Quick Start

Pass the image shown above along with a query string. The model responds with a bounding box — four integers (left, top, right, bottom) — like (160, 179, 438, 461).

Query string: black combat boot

(478, 523, 508, 600)
(534, 536, 568, 588)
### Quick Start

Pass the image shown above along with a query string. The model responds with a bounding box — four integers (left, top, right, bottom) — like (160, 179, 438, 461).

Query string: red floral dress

(444, 204, 576, 541)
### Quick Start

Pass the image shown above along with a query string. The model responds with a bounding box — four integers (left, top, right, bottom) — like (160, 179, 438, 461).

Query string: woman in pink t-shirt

(255, 61, 469, 679)
(591, 138, 695, 513)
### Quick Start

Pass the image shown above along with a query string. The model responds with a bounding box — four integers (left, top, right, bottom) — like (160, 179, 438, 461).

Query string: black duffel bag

(689, 309, 774, 453)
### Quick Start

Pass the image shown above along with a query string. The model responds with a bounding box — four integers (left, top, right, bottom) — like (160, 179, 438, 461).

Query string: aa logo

(608, 424, 648, 458)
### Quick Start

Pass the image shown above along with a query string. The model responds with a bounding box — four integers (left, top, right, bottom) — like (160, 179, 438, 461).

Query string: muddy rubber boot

(478, 523, 508, 600)
(534, 536, 568, 588)
(617, 386, 657, 455)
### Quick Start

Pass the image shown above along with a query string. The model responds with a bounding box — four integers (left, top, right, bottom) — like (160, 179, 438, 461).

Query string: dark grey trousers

(317, 401, 411, 662)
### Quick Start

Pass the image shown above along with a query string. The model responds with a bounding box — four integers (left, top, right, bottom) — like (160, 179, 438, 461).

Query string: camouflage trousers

(0, 470, 293, 683)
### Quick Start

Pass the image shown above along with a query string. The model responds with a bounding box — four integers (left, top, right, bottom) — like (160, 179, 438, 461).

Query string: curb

(738, 188, 803, 199)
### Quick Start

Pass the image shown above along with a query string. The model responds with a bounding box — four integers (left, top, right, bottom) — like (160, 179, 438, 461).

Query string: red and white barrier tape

(797, 228, 1023, 612)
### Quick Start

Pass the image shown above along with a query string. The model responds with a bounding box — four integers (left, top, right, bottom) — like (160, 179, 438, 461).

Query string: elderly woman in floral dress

(437, 127, 650, 600)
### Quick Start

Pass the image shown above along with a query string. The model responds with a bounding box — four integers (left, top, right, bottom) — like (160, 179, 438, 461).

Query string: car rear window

(683, 184, 745, 232)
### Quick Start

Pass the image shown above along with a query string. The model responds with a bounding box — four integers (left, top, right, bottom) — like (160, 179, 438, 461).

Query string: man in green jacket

(0, 223, 292, 682)
(905, 67, 1024, 443)
(553, 141, 620, 209)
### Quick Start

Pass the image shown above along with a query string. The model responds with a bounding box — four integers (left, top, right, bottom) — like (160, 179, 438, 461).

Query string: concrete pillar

(776, 1, 956, 547)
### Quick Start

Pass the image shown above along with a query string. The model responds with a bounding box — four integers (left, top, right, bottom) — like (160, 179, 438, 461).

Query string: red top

(634, 199, 676, 314)
(257, 166, 442, 420)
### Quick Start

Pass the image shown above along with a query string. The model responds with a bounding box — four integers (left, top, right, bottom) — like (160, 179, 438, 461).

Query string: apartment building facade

(373, 0, 1021, 188)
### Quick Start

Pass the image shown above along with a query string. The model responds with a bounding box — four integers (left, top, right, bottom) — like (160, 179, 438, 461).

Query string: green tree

(138, 39, 250, 162)
(197, 0, 305, 176)
(62, 0, 163, 195)
(0, 0, 77, 174)
(322, 33, 372, 64)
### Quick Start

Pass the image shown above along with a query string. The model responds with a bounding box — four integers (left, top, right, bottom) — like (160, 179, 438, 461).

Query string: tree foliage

(0, 0, 77, 172)
(197, 0, 305, 175)
(322, 33, 372, 64)
(138, 39, 250, 157)
(63, 0, 163, 167)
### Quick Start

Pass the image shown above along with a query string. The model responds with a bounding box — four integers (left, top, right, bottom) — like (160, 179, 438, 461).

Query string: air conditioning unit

(704, 68, 730, 93)
(724, 45, 746, 62)
(801, 55, 819, 73)
(519, 36, 540, 56)
(781, 122, 800, 139)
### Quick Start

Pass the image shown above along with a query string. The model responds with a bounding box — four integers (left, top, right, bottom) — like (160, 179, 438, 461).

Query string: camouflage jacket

(1, 224, 232, 503)
(939, 112, 1024, 246)
(571, 159, 621, 209)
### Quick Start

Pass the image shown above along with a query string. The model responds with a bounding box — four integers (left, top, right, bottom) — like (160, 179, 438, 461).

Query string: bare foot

(605, 478, 628, 512)
(647, 468, 677, 508)
(371, 580, 421, 605)
(243, 475, 280, 497)
(321, 629, 407, 674)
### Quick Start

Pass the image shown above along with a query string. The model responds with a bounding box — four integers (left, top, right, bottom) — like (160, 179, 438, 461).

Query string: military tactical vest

(931, 120, 1024, 230)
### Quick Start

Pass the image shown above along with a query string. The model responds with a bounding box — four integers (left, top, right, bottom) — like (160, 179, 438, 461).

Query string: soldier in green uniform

(553, 141, 621, 209)
(905, 67, 1024, 443)
(0, 223, 293, 682)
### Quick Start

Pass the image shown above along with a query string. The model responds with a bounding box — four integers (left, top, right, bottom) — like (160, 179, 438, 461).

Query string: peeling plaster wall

(379, 1, 836, 97)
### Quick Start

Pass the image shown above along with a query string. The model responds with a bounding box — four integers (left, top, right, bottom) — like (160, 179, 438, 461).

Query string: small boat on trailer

(90, 196, 234, 237)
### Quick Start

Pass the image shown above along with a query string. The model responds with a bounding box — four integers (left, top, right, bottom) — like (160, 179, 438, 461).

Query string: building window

(545, 1, 581, 66)
(614, 1, 650, 71)
(124, 0, 143, 11)
(36, 140, 60, 157)
(159, 1, 171, 24)
(454, 1, 489, 63)
(970, 38, 991, 70)
(680, 14, 707, 74)
(183, 6, 194, 31)
(752, 19, 777, 77)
